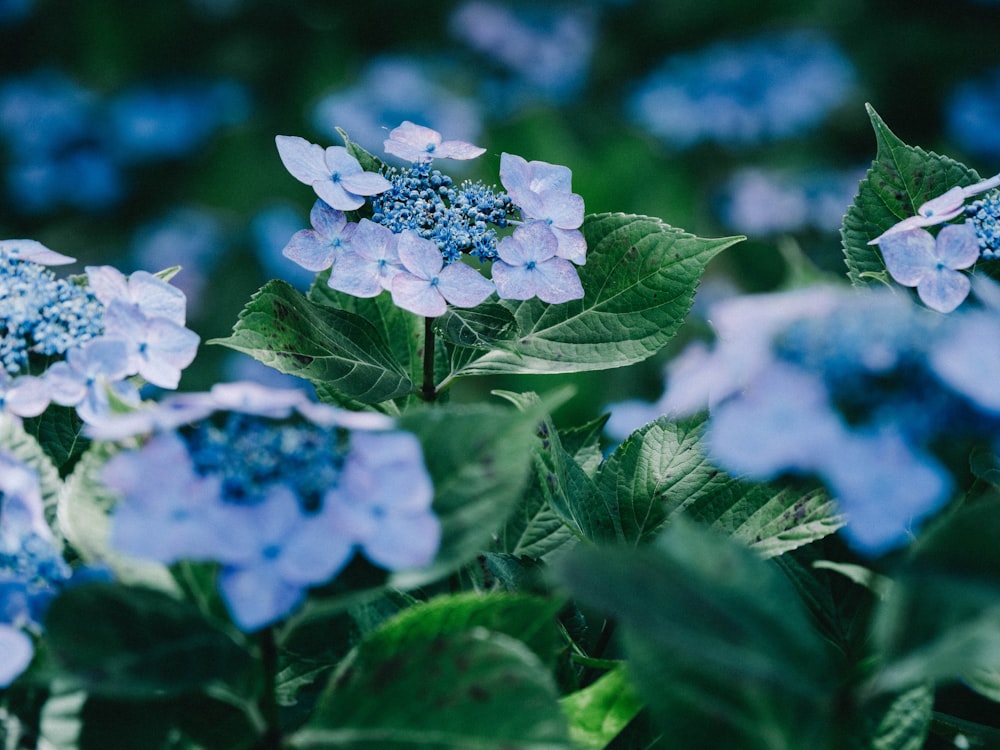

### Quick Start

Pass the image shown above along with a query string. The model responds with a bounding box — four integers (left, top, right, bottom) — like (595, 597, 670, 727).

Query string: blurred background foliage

(2, 0, 999, 424)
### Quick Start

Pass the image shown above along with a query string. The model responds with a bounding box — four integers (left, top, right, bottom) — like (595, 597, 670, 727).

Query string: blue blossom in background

(97, 383, 437, 631)
(609, 285, 1000, 554)
(946, 67, 1000, 160)
(629, 29, 856, 149)
(0, 449, 72, 686)
(0, 0, 33, 23)
(108, 79, 249, 162)
(311, 56, 483, 159)
(715, 166, 864, 235)
(250, 202, 316, 291)
(448, 1, 596, 111)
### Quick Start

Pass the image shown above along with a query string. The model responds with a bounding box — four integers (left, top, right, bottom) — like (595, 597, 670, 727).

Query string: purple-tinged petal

(309, 200, 349, 238)
(361, 510, 440, 570)
(491, 262, 540, 300)
(0, 626, 33, 687)
(878, 228, 937, 286)
(537, 191, 584, 229)
(529, 258, 584, 303)
(313, 180, 363, 211)
(282, 229, 336, 272)
(525, 161, 573, 195)
(868, 210, 964, 244)
(328, 249, 385, 297)
(935, 222, 980, 270)
(218, 565, 304, 632)
(209, 382, 308, 418)
(384, 121, 442, 163)
(127, 271, 188, 324)
(437, 140, 486, 160)
(916, 185, 966, 220)
(2, 374, 49, 418)
(499, 153, 532, 195)
(340, 169, 392, 197)
(917, 268, 971, 313)
(275, 135, 330, 185)
(84, 265, 130, 305)
(323, 145, 364, 177)
(397, 232, 443, 279)
(0, 239, 75, 265)
(930, 311, 1000, 413)
(437, 263, 495, 308)
(391, 274, 447, 317)
(497, 221, 558, 265)
(552, 227, 587, 265)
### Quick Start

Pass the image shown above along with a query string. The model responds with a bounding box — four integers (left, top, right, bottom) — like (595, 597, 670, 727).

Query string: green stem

(254, 627, 281, 750)
(421, 316, 437, 402)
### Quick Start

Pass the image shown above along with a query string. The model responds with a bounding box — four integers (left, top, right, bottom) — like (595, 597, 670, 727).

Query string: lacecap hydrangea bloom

(94, 382, 440, 632)
(609, 284, 1000, 554)
(0, 447, 73, 686)
(275, 121, 586, 315)
(0, 239, 200, 423)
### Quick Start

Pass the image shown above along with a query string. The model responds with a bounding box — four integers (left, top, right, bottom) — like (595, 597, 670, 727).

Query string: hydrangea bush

(3, 109, 1000, 748)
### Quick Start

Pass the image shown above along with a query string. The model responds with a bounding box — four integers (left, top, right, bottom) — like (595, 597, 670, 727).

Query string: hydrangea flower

(877, 223, 980, 313)
(0, 372, 49, 419)
(499, 152, 586, 264)
(384, 120, 485, 164)
(281, 200, 356, 273)
(0, 450, 73, 686)
(275, 136, 391, 211)
(390, 231, 495, 316)
(44, 337, 138, 424)
(96, 382, 437, 631)
(326, 218, 402, 298)
(623, 285, 1000, 554)
(491, 220, 584, 303)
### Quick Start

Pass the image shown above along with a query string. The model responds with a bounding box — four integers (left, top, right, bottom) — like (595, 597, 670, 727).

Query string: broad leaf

(209, 279, 412, 406)
(555, 519, 839, 749)
(436, 303, 518, 349)
(842, 104, 980, 286)
(293, 628, 572, 749)
(19, 405, 88, 475)
(453, 213, 741, 375)
(851, 684, 933, 750)
(44, 582, 254, 699)
(559, 665, 643, 750)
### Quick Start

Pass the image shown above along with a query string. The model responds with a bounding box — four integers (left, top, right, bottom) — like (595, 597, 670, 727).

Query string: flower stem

(254, 627, 281, 750)
(421, 316, 437, 402)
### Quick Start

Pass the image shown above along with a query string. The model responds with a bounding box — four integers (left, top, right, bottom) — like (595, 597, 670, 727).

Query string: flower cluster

(0, 240, 199, 423)
(0, 70, 247, 214)
(629, 29, 855, 149)
(0, 448, 72, 687)
(95, 382, 439, 632)
(610, 284, 1000, 554)
(276, 121, 586, 315)
(868, 172, 1000, 312)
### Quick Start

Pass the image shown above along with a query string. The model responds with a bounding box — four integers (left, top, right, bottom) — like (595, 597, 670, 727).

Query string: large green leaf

(869, 499, 1000, 695)
(451, 213, 741, 376)
(554, 519, 839, 749)
(850, 684, 933, 750)
(43, 582, 255, 699)
(209, 279, 412, 406)
(558, 665, 643, 750)
(842, 104, 980, 286)
(292, 628, 572, 749)
(19, 405, 89, 475)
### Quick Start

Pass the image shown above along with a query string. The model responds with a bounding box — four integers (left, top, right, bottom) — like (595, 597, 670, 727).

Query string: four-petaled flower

(282, 200, 356, 272)
(327, 218, 403, 297)
(878, 222, 980, 313)
(391, 231, 495, 317)
(492, 220, 584, 303)
(275, 135, 392, 211)
(499, 152, 587, 264)
(383, 121, 486, 164)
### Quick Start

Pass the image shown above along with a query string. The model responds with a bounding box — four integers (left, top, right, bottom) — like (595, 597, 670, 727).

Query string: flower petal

(437, 262, 495, 308)
(935, 222, 980, 270)
(275, 136, 330, 185)
(340, 170, 392, 198)
(878, 228, 937, 286)
(917, 268, 971, 313)
(530, 257, 584, 303)
(391, 273, 446, 317)
(282, 229, 335, 272)
(397, 231, 443, 280)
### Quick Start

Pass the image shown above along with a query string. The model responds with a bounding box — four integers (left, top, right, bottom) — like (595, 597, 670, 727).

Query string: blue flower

(101, 301, 200, 389)
(390, 231, 495, 317)
(275, 136, 391, 211)
(877, 223, 980, 313)
(629, 29, 855, 149)
(946, 67, 1000, 160)
(491, 220, 584, 303)
(868, 175, 1000, 244)
(326, 218, 403, 298)
(280, 200, 356, 273)
(44, 338, 138, 424)
(383, 121, 485, 164)
(0, 372, 49, 419)
(500, 152, 586, 264)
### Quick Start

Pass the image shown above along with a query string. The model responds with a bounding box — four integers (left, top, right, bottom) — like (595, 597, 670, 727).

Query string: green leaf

(852, 683, 933, 750)
(293, 628, 572, 749)
(842, 104, 981, 286)
(453, 213, 742, 376)
(209, 279, 412, 406)
(436, 303, 518, 349)
(870, 499, 1000, 695)
(554, 519, 838, 749)
(559, 665, 643, 750)
(43, 582, 255, 699)
(19, 405, 88, 475)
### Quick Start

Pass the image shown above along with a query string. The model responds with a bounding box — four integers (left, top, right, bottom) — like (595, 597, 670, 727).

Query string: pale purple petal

(361, 511, 441, 570)
(529, 258, 584, 303)
(397, 232, 443, 279)
(128, 271, 188, 324)
(282, 229, 337, 272)
(538, 191, 585, 229)
(2, 374, 50, 418)
(868, 212, 961, 245)
(879, 228, 937, 286)
(917, 268, 971, 313)
(384, 121, 442, 163)
(497, 221, 558, 265)
(525, 161, 573, 195)
(275, 135, 330, 185)
(208, 382, 307, 418)
(917, 185, 967, 220)
(437, 139, 486, 160)
(309, 200, 349, 238)
(328, 249, 386, 297)
(0, 626, 33, 687)
(499, 153, 532, 197)
(218, 565, 304, 632)
(277, 511, 355, 585)
(135, 317, 200, 388)
(340, 170, 392, 197)
(391, 274, 447, 317)
(323, 145, 364, 178)
(552, 227, 587, 265)
(0, 239, 75, 266)
(491, 262, 541, 300)
(84, 265, 131, 305)
(935, 222, 980, 270)
(313, 180, 364, 211)
(930, 311, 1000, 412)
(437, 263, 495, 308)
